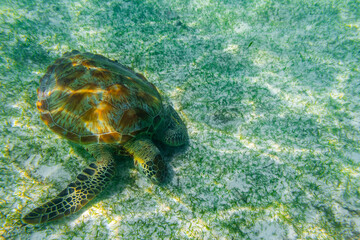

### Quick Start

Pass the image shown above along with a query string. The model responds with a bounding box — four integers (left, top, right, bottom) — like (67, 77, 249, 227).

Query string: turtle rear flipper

(22, 149, 115, 224)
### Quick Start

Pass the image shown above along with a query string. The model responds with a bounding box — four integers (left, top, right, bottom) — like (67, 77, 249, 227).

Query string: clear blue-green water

(1, 0, 360, 239)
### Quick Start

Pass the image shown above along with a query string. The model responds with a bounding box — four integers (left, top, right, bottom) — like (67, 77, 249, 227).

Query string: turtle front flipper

(22, 147, 115, 224)
(125, 138, 166, 183)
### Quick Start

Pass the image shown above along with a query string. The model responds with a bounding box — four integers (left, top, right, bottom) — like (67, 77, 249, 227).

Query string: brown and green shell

(37, 50, 163, 144)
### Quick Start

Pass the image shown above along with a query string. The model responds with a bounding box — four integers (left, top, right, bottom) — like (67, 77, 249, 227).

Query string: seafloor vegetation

(0, 0, 359, 239)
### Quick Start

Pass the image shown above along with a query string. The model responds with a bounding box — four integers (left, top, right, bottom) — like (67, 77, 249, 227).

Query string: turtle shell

(36, 50, 163, 144)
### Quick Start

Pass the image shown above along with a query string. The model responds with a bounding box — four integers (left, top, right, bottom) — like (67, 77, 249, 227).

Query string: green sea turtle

(23, 50, 188, 224)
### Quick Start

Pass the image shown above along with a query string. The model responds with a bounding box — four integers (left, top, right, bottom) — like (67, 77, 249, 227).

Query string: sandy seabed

(0, 0, 359, 239)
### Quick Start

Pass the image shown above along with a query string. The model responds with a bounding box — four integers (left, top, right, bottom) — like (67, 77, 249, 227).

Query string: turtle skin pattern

(24, 148, 115, 224)
(23, 51, 188, 224)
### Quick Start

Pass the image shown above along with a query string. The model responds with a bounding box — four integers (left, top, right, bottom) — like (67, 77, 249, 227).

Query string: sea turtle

(23, 50, 188, 224)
